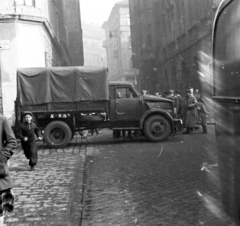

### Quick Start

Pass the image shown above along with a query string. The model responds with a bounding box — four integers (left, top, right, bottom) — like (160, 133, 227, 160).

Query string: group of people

(163, 88, 208, 134)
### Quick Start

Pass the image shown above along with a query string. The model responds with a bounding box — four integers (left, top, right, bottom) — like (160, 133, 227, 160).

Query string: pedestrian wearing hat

(181, 89, 198, 134)
(18, 112, 42, 171)
(0, 114, 17, 225)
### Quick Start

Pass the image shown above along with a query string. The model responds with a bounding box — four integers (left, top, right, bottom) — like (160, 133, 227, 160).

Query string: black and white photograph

(0, 0, 240, 225)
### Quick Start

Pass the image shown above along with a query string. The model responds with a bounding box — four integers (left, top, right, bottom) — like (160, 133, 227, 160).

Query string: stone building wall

(129, 0, 222, 95)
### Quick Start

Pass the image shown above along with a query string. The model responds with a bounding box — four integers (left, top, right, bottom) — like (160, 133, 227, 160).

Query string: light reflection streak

(197, 191, 234, 224)
(201, 163, 219, 186)
(198, 51, 228, 130)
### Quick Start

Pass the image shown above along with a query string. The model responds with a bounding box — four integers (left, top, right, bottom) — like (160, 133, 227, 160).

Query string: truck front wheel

(144, 115, 171, 142)
(44, 121, 72, 148)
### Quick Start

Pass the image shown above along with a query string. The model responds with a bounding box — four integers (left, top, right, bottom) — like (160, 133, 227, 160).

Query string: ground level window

(18, 0, 35, 7)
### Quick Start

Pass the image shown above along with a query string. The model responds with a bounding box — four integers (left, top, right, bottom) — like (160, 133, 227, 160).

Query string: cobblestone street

(4, 126, 237, 226)
(81, 127, 236, 226)
(5, 137, 87, 226)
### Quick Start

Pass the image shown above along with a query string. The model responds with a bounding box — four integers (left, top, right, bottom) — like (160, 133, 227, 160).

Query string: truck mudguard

(139, 109, 174, 130)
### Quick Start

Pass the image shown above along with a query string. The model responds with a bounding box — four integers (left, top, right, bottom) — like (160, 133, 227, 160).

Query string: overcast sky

(80, 0, 124, 26)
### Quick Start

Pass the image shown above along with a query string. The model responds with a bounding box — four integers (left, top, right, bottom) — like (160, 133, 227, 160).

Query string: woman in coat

(181, 89, 198, 134)
(0, 114, 17, 225)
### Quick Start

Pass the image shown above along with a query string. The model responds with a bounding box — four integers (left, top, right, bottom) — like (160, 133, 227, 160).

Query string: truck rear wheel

(144, 115, 171, 142)
(44, 121, 72, 148)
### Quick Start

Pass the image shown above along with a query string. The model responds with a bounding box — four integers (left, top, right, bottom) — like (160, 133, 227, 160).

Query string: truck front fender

(139, 109, 174, 130)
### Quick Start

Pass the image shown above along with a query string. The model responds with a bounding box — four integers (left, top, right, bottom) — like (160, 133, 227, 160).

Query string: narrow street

(81, 126, 235, 226)
(1, 1, 239, 226)
(5, 126, 236, 226)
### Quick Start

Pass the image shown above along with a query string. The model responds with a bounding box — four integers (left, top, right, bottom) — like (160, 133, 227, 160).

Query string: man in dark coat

(175, 91, 183, 118)
(181, 89, 198, 134)
(18, 112, 42, 171)
(0, 114, 17, 222)
(197, 101, 209, 134)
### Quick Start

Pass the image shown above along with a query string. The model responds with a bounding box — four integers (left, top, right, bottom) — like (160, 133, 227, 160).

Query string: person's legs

(116, 130, 121, 138)
(113, 130, 118, 138)
(29, 140, 38, 170)
(127, 130, 132, 138)
(183, 127, 190, 134)
(21, 141, 30, 159)
(90, 129, 94, 136)
(201, 115, 208, 133)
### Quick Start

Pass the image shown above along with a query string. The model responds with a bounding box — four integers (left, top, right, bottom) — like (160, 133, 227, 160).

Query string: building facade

(82, 21, 107, 67)
(129, 0, 222, 95)
(102, 0, 137, 84)
(0, 0, 84, 120)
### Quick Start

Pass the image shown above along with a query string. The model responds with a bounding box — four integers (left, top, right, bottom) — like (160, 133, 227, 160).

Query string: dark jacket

(18, 122, 41, 142)
(198, 103, 209, 116)
(0, 115, 17, 191)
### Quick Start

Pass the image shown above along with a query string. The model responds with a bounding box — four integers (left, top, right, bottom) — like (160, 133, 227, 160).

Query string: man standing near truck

(181, 89, 198, 134)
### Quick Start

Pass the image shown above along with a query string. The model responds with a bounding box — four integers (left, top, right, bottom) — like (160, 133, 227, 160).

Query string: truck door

(115, 87, 141, 121)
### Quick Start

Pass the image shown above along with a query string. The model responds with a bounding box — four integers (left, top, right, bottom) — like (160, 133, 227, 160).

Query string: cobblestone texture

(81, 127, 236, 226)
(3, 127, 237, 226)
(5, 137, 87, 226)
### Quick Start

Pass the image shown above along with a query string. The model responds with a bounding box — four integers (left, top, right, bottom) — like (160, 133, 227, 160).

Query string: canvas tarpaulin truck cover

(17, 66, 109, 105)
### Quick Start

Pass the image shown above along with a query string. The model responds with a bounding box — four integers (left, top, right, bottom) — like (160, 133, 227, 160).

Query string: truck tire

(144, 115, 171, 142)
(44, 121, 72, 148)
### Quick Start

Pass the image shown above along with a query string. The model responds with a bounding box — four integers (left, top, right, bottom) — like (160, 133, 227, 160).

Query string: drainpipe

(13, 0, 17, 14)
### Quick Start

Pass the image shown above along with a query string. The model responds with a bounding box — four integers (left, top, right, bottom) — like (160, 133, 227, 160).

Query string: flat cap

(22, 111, 33, 117)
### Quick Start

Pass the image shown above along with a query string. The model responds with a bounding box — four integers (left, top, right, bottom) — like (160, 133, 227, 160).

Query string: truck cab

(108, 81, 179, 141)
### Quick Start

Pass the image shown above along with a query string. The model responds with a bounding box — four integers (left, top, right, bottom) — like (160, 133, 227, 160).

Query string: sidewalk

(5, 137, 87, 226)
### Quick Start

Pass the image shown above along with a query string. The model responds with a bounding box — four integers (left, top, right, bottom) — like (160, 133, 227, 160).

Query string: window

(116, 87, 137, 99)
(18, 0, 36, 7)
(109, 87, 115, 99)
